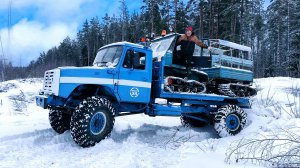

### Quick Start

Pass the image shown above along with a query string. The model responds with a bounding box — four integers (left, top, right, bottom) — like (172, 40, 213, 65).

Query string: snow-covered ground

(0, 77, 299, 168)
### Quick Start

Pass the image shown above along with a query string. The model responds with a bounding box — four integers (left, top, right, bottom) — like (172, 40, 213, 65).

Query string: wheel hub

(90, 112, 106, 135)
(225, 114, 240, 131)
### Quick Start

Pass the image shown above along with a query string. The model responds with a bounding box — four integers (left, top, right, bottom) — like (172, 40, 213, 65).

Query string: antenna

(0, 0, 13, 81)
(7, 0, 12, 61)
(0, 34, 5, 58)
(0, 34, 6, 82)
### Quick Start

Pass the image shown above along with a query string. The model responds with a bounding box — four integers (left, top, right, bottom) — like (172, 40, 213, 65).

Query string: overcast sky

(0, 0, 270, 66)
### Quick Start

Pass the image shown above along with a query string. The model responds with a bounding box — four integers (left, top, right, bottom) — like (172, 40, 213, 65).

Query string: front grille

(44, 71, 54, 91)
(43, 69, 60, 95)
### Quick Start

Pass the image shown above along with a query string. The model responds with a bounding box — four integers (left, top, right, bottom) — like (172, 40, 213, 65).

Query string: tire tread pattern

(214, 104, 247, 137)
(49, 109, 71, 134)
(70, 96, 115, 147)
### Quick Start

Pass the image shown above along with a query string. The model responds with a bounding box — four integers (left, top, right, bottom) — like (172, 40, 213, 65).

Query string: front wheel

(49, 109, 71, 134)
(70, 97, 115, 147)
(214, 104, 247, 137)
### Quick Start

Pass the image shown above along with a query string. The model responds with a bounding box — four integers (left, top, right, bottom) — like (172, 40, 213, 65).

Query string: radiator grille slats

(43, 70, 59, 95)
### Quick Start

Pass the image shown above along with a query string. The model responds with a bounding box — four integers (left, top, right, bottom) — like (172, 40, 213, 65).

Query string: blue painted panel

(58, 68, 116, 98)
(151, 104, 182, 116)
(60, 68, 113, 78)
(203, 67, 253, 82)
(59, 83, 79, 98)
(158, 93, 250, 107)
(181, 99, 250, 108)
(164, 51, 173, 66)
(117, 85, 151, 103)
(117, 46, 152, 103)
(212, 55, 253, 67)
(151, 104, 217, 116)
(160, 92, 227, 101)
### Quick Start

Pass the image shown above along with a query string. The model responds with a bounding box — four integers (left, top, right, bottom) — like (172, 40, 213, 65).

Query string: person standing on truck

(177, 26, 208, 76)
(177, 26, 208, 48)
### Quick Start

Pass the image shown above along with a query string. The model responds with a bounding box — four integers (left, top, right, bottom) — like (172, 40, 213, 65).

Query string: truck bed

(151, 61, 251, 108)
(159, 92, 250, 108)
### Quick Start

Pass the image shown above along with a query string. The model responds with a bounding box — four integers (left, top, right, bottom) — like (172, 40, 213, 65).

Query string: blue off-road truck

(36, 33, 256, 147)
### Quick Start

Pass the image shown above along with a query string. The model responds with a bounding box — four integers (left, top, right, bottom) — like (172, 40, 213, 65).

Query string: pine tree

(265, 0, 289, 76)
(119, 0, 130, 41)
(128, 12, 144, 42)
(102, 13, 111, 44)
(175, 1, 188, 33)
(288, 0, 300, 77)
(160, 0, 172, 32)
(77, 20, 90, 66)
(89, 17, 103, 64)
(142, 0, 164, 35)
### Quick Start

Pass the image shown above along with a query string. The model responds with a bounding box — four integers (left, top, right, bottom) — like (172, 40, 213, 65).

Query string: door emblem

(130, 87, 139, 97)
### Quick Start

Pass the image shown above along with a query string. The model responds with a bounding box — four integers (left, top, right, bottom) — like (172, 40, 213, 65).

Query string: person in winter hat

(177, 26, 208, 48)
(177, 26, 208, 77)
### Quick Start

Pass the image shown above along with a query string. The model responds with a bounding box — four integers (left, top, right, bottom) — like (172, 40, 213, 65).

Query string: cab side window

(123, 49, 146, 70)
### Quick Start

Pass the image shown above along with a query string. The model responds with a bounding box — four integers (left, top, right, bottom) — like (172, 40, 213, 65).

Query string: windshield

(93, 46, 123, 67)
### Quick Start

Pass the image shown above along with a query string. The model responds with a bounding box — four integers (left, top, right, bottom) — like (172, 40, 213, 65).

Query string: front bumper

(36, 95, 48, 109)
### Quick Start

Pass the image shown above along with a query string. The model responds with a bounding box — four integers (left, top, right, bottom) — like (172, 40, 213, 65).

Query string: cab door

(117, 47, 152, 103)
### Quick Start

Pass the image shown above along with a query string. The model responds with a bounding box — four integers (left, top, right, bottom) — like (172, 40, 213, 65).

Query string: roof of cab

(99, 41, 148, 50)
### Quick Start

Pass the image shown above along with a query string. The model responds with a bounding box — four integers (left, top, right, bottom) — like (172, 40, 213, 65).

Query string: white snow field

(0, 77, 299, 168)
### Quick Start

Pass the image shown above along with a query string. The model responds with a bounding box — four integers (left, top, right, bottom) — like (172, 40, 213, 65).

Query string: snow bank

(0, 77, 299, 168)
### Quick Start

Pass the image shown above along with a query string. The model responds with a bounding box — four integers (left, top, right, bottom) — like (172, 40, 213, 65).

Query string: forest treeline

(1, 0, 300, 80)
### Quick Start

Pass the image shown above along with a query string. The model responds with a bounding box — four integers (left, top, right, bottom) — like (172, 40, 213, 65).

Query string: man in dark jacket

(177, 26, 208, 76)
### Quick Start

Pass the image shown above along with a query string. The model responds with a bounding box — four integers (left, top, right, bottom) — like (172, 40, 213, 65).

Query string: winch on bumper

(36, 95, 48, 109)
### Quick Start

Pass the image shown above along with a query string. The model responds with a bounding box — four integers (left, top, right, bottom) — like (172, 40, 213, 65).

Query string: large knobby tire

(181, 116, 206, 127)
(70, 97, 115, 147)
(49, 109, 71, 134)
(214, 104, 247, 137)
